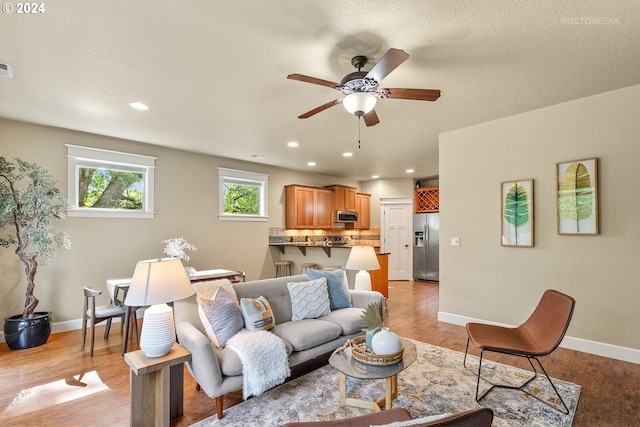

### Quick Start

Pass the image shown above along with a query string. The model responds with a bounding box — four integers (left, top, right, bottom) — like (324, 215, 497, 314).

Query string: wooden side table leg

(130, 369, 154, 427)
(155, 366, 171, 427)
(170, 363, 184, 418)
(339, 372, 347, 405)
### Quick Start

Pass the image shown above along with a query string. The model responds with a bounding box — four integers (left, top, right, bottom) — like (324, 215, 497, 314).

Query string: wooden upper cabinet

(415, 186, 439, 213)
(355, 193, 371, 229)
(285, 185, 333, 229)
(325, 185, 357, 212)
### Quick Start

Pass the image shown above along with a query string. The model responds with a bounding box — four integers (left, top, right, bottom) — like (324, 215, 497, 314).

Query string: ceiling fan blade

(287, 74, 339, 89)
(386, 88, 441, 101)
(298, 99, 341, 119)
(363, 109, 380, 127)
(365, 48, 409, 83)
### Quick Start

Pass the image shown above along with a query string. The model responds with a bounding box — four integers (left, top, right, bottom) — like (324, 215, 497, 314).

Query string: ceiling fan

(287, 48, 441, 127)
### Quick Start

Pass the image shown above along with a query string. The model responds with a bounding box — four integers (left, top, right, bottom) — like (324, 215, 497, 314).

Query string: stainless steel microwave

(336, 210, 358, 223)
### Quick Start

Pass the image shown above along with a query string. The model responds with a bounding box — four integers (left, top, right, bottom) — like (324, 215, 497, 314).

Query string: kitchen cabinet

(285, 185, 333, 229)
(370, 253, 389, 298)
(355, 193, 371, 229)
(325, 185, 357, 212)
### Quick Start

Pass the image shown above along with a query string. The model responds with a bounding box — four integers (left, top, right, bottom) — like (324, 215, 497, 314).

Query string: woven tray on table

(346, 336, 404, 366)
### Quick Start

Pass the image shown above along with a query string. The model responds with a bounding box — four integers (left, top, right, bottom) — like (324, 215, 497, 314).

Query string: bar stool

(322, 266, 341, 271)
(275, 260, 293, 277)
(300, 263, 316, 274)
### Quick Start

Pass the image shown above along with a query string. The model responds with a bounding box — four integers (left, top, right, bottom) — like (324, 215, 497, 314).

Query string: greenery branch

(0, 157, 70, 319)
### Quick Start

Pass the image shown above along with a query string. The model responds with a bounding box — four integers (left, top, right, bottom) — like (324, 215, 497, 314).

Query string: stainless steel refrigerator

(413, 213, 439, 282)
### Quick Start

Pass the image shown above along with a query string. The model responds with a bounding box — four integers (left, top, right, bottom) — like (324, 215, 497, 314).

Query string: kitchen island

(268, 242, 352, 258)
(268, 243, 389, 297)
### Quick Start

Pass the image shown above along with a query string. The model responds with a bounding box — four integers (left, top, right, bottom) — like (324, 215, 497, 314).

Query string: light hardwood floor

(1, 281, 638, 426)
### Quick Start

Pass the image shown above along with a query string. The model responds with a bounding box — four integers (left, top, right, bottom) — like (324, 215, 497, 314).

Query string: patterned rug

(190, 339, 580, 427)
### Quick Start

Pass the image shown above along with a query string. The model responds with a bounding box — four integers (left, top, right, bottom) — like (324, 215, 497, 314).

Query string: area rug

(190, 339, 580, 427)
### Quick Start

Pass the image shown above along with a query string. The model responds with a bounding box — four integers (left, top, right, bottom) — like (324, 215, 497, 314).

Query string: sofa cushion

(240, 296, 275, 331)
(307, 268, 351, 310)
(197, 287, 244, 348)
(320, 307, 366, 335)
(287, 278, 331, 321)
(214, 334, 294, 377)
(272, 319, 342, 351)
(214, 345, 244, 376)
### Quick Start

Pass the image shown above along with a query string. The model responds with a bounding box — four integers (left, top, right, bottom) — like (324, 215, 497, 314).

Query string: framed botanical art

(501, 179, 534, 247)
(556, 158, 598, 235)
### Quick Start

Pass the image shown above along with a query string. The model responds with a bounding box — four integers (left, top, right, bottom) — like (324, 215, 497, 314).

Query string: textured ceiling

(1, 0, 638, 181)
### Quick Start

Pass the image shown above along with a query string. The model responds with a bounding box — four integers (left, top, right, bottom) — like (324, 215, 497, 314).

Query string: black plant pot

(3, 311, 52, 350)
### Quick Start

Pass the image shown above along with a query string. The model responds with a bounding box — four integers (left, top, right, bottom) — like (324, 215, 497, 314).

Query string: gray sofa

(174, 273, 385, 419)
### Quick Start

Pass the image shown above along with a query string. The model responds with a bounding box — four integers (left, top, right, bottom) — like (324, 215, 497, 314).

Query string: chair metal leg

(463, 338, 569, 415)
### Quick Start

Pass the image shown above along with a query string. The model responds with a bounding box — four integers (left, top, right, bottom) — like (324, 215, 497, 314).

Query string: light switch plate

(451, 237, 461, 246)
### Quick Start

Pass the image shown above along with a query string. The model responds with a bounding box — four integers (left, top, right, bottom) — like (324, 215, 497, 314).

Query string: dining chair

(464, 289, 575, 414)
(81, 285, 136, 356)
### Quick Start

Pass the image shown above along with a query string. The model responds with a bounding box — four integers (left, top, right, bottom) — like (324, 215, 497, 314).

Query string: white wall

(439, 84, 640, 363)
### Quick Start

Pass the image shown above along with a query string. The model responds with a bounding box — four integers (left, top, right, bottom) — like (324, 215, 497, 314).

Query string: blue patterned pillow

(287, 278, 331, 321)
(307, 268, 351, 310)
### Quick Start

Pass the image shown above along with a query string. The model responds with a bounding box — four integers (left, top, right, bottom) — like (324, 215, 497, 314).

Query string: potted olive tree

(0, 157, 70, 350)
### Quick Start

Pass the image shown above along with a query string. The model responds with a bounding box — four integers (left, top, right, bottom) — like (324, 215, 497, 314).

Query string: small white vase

(371, 327, 401, 355)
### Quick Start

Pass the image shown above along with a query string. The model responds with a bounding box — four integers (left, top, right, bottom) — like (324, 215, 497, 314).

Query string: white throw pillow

(287, 278, 331, 321)
(197, 287, 244, 348)
(240, 296, 275, 331)
(192, 278, 238, 303)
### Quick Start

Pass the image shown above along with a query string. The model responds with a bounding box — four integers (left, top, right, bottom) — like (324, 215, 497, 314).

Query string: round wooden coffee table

(328, 337, 417, 411)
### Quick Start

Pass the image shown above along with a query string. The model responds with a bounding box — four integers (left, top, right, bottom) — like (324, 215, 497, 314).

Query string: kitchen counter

(269, 242, 352, 257)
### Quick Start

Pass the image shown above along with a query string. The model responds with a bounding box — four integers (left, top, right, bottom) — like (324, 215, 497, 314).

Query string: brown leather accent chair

(281, 407, 493, 427)
(464, 289, 575, 414)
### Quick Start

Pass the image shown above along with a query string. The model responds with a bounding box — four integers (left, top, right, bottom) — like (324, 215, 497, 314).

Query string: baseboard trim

(438, 311, 640, 365)
(0, 310, 143, 344)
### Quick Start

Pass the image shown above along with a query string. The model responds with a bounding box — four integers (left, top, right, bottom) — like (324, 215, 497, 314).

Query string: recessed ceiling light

(343, 152, 353, 157)
(307, 162, 316, 166)
(287, 141, 299, 148)
(406, 169, 415, 173)
(129, 102, 149, 111)
(372, 175, 379, 179)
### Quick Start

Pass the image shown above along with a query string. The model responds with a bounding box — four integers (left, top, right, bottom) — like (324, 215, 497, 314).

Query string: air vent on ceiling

(0, 61, 14, 79)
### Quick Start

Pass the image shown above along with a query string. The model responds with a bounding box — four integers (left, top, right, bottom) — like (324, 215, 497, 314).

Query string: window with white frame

(218, 167, 269, 221)
(66, 144, 156, 218)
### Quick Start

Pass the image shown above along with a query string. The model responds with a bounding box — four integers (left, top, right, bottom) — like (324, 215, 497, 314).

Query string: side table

(124, 343, 192, 427)
(328, 338, 417, 412)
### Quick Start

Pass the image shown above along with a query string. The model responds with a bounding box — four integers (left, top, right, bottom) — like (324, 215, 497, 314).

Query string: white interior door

(381, 200, 413, 280)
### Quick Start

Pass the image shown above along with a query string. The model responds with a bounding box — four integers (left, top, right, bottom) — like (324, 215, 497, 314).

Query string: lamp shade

(345, 246, 380, 271)
(125, 257, 194, 306)
(343, 92, 377, 116)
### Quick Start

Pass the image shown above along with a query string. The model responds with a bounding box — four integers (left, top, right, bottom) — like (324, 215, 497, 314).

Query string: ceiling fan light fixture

(343, 92, 376, 116)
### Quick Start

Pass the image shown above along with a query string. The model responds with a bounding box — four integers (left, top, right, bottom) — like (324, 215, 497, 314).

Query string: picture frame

(501, 179, 534, 247)
(556, 157, 598, 235)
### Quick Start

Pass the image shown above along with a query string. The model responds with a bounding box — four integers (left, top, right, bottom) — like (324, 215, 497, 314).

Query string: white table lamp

(345, 246, 380, 291)
(125, 257, 194, 357)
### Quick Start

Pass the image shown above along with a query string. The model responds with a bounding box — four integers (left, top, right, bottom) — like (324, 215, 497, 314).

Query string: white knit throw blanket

(226, 329, 291, 400)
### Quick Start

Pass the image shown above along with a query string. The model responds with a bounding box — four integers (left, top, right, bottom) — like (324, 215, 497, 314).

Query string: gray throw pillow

(287, 278, 331, 320)
(197, 287, 244, 348)
(307, 268, 351, 310)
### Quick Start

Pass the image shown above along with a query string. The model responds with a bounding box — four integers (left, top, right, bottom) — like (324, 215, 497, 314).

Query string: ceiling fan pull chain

(358, 116, 362, 149)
